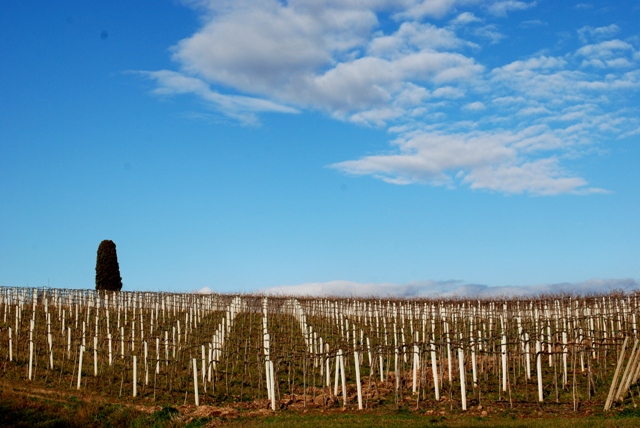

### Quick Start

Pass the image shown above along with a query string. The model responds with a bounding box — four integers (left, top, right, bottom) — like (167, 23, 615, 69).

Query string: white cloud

(463, 101, 486, 111)
(464, 158, 593, 195)
(487, 1, 536, 17)
(520, 19, 544, 28)
(576, 39, 634, 59)
(450, 11, 482, 25)
(472, 24, 505, 44)
(331, 126, 604, 195)
(516, 106, 549, 116)
(259, 278, 639, 298)
(433, 86, 465, 98)
(160, 1, 484, 120)
(142, 1, 640, 195)
(140, 70, 298, 124)
(368, 22, 469, 57)
(578, 24, 621, 43)
(394, 0, 482, 20)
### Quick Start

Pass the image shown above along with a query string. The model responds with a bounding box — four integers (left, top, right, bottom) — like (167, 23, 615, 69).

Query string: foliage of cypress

(95, 240, 122, 291)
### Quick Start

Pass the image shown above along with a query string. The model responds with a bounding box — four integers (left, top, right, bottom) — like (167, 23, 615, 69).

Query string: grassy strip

(0, 385, 170, 428)
(222, 409, 640, 428)
(1, 381, 639, 428)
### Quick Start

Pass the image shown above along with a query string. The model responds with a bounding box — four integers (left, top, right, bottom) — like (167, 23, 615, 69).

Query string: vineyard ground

(1, 379, 639, 427)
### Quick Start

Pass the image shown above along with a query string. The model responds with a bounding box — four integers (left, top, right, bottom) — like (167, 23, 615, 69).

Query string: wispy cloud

(331, 127, 608, 195)
(450, 12, 482, 26)
(255, 278, 639, 298)
(141, 0, 640, 195)
(520, 19, 545, 28)
(486, 1, 536, 17)
(138, 70, 298, 125)
(472, 24, 505, 44)
(578, 24, 620, 43)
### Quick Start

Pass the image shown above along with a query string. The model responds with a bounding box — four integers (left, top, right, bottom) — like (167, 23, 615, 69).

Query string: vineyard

(1, 286, 640, 417)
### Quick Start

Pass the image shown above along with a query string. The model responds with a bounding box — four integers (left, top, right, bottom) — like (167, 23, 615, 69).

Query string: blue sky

(2, 0, 640, 297)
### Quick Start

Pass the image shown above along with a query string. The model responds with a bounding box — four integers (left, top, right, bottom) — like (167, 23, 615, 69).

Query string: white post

(459, 347, 467, 411)
(340, 350, 347, 408)
(133, 355, 138, 397)
(156, 337, 160, 374)
(265, 359, 272, 400)
(144, 341, 149, 386)
(28, 319, 34, 380)
(525, 332, 531, 380)
(265, 332, 271, 400)
(201, 344, 206, 388)
(94, 336, 98, 376)
(412, 331, 419, 394)
(77, 345, 84, 390)
(471, 337, 477, 387)
(108, 333, 113, 366)
(208, 343, 212, 383)
(445, 321, 452, 383)
(325, 344, 331, 389)
(8, 327, 12, 362)
(354, 350, 363, 410)
(536, 340, 543, 402)
(501, 333, 508, 392)
(395, 347, 400, 397)
(165, 330, 169, 366)
(48, 332, 54, 370)
(562, 331, 568, 386)
(269, 360, 276, 411)
(430, 338, 440, 400)
(334, 351, 340, 396)
(172, 326, 176, 359)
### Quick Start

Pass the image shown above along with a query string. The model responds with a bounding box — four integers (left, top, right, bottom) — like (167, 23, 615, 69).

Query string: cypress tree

(95, 240, 122, 291)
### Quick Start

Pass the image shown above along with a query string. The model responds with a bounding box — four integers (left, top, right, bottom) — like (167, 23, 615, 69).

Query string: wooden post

(605, 336, 628, 410)
(616, 338, 639, 402)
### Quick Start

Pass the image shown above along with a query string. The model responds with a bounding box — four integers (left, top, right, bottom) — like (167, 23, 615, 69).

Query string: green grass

(2, 387, 639, 428)
(221, 410, 640, 428)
